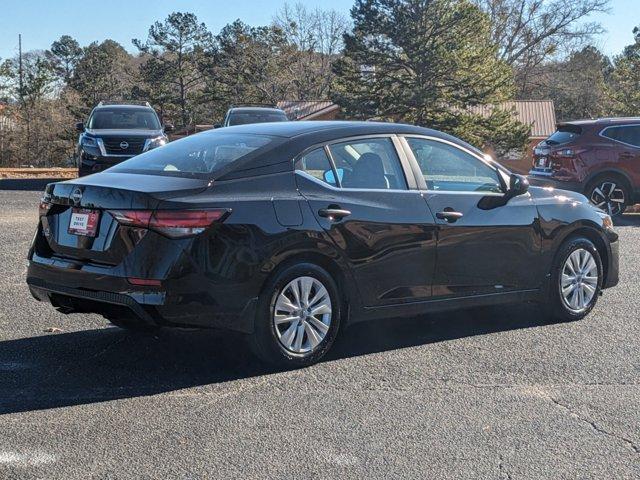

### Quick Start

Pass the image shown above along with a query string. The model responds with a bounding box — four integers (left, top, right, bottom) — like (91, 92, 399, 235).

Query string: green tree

(212, 20, 297, 108)
(608, 27, 640, 116)
(46, 35, 82, 83)
(332, 0, 529, 156)
(70, 40, 135, 110)
(134, 12, 214, 127)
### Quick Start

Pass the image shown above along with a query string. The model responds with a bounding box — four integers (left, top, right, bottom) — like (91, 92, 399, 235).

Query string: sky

(0, 0, 636, 61)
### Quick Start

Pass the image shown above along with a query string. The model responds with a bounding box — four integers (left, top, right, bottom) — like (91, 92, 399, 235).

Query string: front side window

(111, 132, 276, 176)
(295, 148, 337, 186)
(88, 108, 161, 130)
(327, 138, 407, 190)
(406, 137, 502, 193)
(601, 125, 640, 147)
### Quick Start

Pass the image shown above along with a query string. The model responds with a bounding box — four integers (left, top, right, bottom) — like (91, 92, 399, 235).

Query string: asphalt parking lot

(0, 189, 638, 479)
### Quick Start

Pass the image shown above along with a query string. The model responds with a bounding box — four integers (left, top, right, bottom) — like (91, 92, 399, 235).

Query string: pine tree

(332, 0, 529, 156)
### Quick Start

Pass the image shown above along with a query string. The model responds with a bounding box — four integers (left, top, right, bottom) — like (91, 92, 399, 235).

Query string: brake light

(110, 209, 230, 238)
(39, 201, 51, 217)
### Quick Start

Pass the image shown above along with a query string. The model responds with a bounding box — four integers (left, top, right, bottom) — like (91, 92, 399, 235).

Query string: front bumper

(528, 171, 584, 193)
(78, 152, 134, 176)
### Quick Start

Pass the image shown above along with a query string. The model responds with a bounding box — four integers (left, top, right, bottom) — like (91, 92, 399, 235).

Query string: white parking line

(0, 451, 57, 466)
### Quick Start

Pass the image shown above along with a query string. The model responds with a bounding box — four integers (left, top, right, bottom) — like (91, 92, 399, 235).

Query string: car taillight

(109, 209, 230, 238)
(39, 201, 51, 217)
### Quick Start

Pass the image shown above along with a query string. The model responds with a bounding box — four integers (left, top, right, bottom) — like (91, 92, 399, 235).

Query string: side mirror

(323, 168, 345, 186)
(163, 123, 174, 133)
(213, 124, 222, 129)
(75, 122, 85, 132)
(506, 173, 529, 198)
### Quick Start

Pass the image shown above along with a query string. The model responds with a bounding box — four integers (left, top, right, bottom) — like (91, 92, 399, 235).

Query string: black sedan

(27, 121, 619, 367)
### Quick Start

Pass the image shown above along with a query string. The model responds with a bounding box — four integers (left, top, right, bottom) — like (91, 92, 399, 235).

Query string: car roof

(208, 121, 471, 181)
(227, 107, 286, 114)
(560, 117, 640, 127)
(210, 120, 446, 139)
(93, 104, 155, 111)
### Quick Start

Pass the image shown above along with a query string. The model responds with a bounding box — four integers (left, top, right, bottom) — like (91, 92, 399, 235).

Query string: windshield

(228, 111, 288, 126)
(110, 132, 276, 176)
(88, 108, 161, 130)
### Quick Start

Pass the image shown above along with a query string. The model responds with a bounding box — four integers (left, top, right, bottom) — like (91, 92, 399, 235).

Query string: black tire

(248, 262, 342, 368)
(542, 236, 603, 322)
(585, 175, 629, 217)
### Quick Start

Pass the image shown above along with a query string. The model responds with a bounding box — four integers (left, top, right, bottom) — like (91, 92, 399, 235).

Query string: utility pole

(18, 34, 24, 105)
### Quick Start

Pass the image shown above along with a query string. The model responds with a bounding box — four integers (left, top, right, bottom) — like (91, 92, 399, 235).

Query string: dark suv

(529, 118, 640, 216)
(76, 102, 172, 177)
(221, 106, 288, 127)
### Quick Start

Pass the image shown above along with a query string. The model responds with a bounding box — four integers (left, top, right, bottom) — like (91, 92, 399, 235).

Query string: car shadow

(614, 212, 640, 227)
(0, 304, 551, 415)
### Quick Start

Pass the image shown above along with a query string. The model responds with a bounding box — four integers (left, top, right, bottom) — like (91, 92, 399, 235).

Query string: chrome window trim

(599, 124, 640, 149)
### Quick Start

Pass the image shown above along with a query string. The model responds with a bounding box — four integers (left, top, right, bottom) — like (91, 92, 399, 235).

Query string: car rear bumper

(26, 260, 258, 333)
(527, 172, 584, 193)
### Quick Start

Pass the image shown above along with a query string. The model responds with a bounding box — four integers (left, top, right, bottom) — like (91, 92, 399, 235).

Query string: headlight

(81, 135, 98, 148)
(144, 136, 167, 151)
(601, 214, 614, 230)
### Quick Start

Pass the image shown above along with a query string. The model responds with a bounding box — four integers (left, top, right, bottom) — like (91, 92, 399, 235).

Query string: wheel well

(564, 227, 609, 284)
(262, 251, 353, 322)
(585, 171, 631, 195)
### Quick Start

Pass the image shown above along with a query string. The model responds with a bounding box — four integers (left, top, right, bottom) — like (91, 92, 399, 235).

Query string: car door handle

(436, 211, 464, 223)
(318, 208, 351, 220)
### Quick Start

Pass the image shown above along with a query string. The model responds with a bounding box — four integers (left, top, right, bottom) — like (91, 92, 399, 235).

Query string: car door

(295, 135, 438, 307)
(600, 124, 640, 187)
(401, 135, 542, 298)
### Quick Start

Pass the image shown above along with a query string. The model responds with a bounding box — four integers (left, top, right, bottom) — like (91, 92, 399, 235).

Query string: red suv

(529, 118, 640, 216)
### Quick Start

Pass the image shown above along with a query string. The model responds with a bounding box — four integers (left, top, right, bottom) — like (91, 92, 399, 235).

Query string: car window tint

(328, 138, 407, 190)
(295, 148, 337, 186)
(407, 138, 502, 193)
(602, 125, 640, 147)
(111, 132, 275, 176)
(88, 109, 160, 130)
(544, 126, 581, 146)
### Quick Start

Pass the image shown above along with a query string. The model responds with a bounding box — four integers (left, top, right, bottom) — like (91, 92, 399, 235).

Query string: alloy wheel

(273, 276, 332, 355)
(590, 181, 625, 216)
(560, 248, 599, 313)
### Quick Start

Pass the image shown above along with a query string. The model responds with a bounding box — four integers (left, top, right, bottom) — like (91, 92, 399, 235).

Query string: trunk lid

(39, 172, 210, 264)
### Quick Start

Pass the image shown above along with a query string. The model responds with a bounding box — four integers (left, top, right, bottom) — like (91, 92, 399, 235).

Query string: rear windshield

(110, 132, 276, 177)
(88, 108, 161, 130)
(544, 125, 582, 146)
(228, 111, 288, 126)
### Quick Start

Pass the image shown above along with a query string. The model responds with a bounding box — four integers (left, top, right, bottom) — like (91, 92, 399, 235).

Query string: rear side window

(545, 126, 582, 146)
(601, 125, 640, 147)
(295, 148, 337, 186)
(327, 138, 407, 190)
(111, 132, 275, 176)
